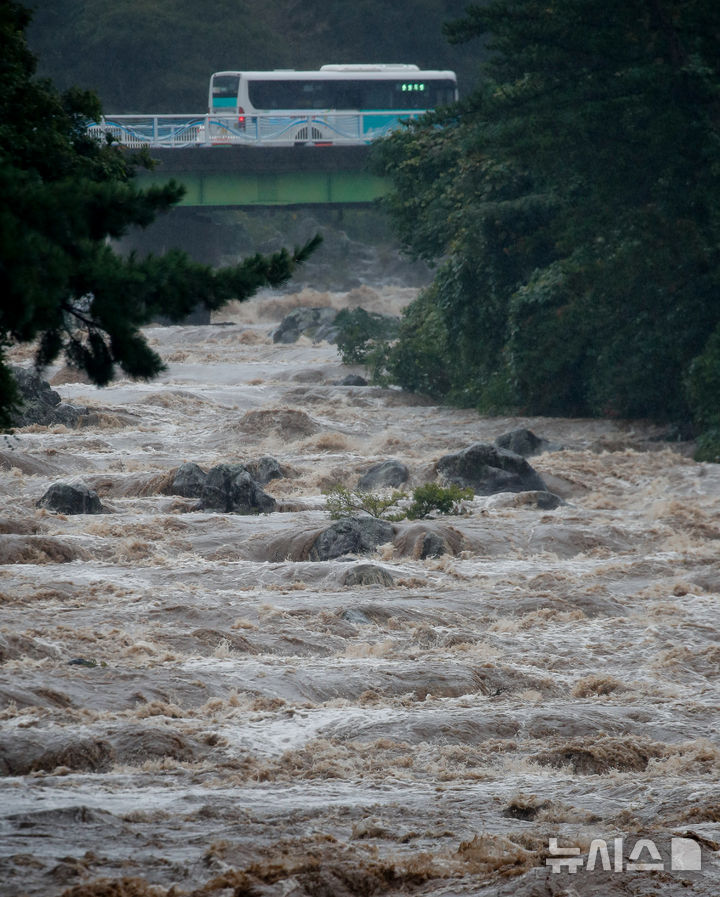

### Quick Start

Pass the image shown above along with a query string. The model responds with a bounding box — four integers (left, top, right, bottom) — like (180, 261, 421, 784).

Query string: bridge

(92, 112, 401, 207)
(133, 144, 390, 207)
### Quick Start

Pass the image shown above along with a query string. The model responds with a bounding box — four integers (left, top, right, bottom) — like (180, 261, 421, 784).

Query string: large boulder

(342, 564, 395, 587)
(168, 457, 283, 498)
(436, 443, 547, 495)
(169, 462, 207, 498)
(199, 464, 276, 514)
(494, 428, 547, 457)
(272, 307, 339, 344)
(308, 517, 394, 561)
(10, 367, 89, 428)
(37, 482, 105, 515)
(245, 456, 284, 485)
(357, 459, 409, 491)
(393, 522, 468, 559)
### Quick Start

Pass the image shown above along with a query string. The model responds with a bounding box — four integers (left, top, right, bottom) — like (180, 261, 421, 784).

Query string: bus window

(211, 74, 240, 109)
(249, 80, 331, 110)
(247, 77, 455, 112)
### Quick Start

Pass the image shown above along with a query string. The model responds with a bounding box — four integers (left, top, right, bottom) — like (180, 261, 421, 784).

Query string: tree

(27, 0, 482, 114)
(0, 1, 320, 428)
(374, 0, 720, 445)
(28, 0, 283, 113)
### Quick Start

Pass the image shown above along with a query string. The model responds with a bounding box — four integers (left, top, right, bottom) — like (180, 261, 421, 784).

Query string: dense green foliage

(334, 307, 400, 366)
(27, 0, 481, 113)
(686, 329, 720, 461)
(373, 0, 720, 452)
(0, 1, 319, 427)
(323, 482, 473, 520)
(405, 482, 473, 519)
(324, 485, 408, 521)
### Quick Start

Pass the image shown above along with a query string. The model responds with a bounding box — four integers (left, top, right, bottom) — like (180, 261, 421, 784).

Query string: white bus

(207, 64, 458, 145)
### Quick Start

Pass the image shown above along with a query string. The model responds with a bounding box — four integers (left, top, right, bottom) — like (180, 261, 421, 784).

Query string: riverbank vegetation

(370, 0, 720, 460)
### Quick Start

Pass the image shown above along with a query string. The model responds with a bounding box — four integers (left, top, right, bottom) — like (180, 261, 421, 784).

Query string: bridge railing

(88, 111, 422, 148)
(89, 115, 205, 148)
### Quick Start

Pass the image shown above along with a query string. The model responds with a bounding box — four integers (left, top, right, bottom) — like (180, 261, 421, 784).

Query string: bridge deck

(132, 145, 390, 207)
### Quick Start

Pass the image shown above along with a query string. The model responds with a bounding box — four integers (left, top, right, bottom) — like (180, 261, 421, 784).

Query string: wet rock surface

(494, 427, 558, 457)
(167, 460, 207, 498)
(9, 366, 91, 428)
(198, 463, 277, 514)
(357, 459, 409, 490)
(341, 563, 395, 588)
(437, 442, 549, 494)
(168, 456, 284, 501)
(392, 522, 468, 558)
(338, 373, 368, 386)
(273, 306, 339, 344)
(36, 482, 106, 514)
(0, 286, 716, 897)
(309, 516, 394, 560)
(245, 455, 284, 485)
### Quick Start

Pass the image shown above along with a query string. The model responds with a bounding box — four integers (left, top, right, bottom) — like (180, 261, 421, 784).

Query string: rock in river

(37, 482, 105, 515)
(342, 563, 395, 587)
(272, 307, 339, 344)
(436, 442, 548, 495)
(245, 455, 284, 485)
(357, 459, 409, 491)
(199, 464, 276, 514)
(9, 366, 90, 428)
(494, 427, 552, 457)
(169, 461, 207, 498)
(309, 517, 394, 561)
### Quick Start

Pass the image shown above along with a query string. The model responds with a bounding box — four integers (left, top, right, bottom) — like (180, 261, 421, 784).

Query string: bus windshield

(211, 74, 240, 105)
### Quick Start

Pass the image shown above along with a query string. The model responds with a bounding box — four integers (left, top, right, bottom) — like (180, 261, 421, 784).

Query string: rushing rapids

(0, 285, 719, 896)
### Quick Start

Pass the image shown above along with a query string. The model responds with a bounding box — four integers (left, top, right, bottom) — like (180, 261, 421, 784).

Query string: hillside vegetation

(27, 0, 481, 112)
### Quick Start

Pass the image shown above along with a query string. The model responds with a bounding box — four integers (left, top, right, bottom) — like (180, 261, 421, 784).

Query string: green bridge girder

(136, 168, 390, 206)
(133, 145, 391, 207)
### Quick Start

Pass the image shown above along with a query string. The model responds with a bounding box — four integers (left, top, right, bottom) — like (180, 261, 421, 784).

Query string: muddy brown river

(1, 285, 719, 896)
